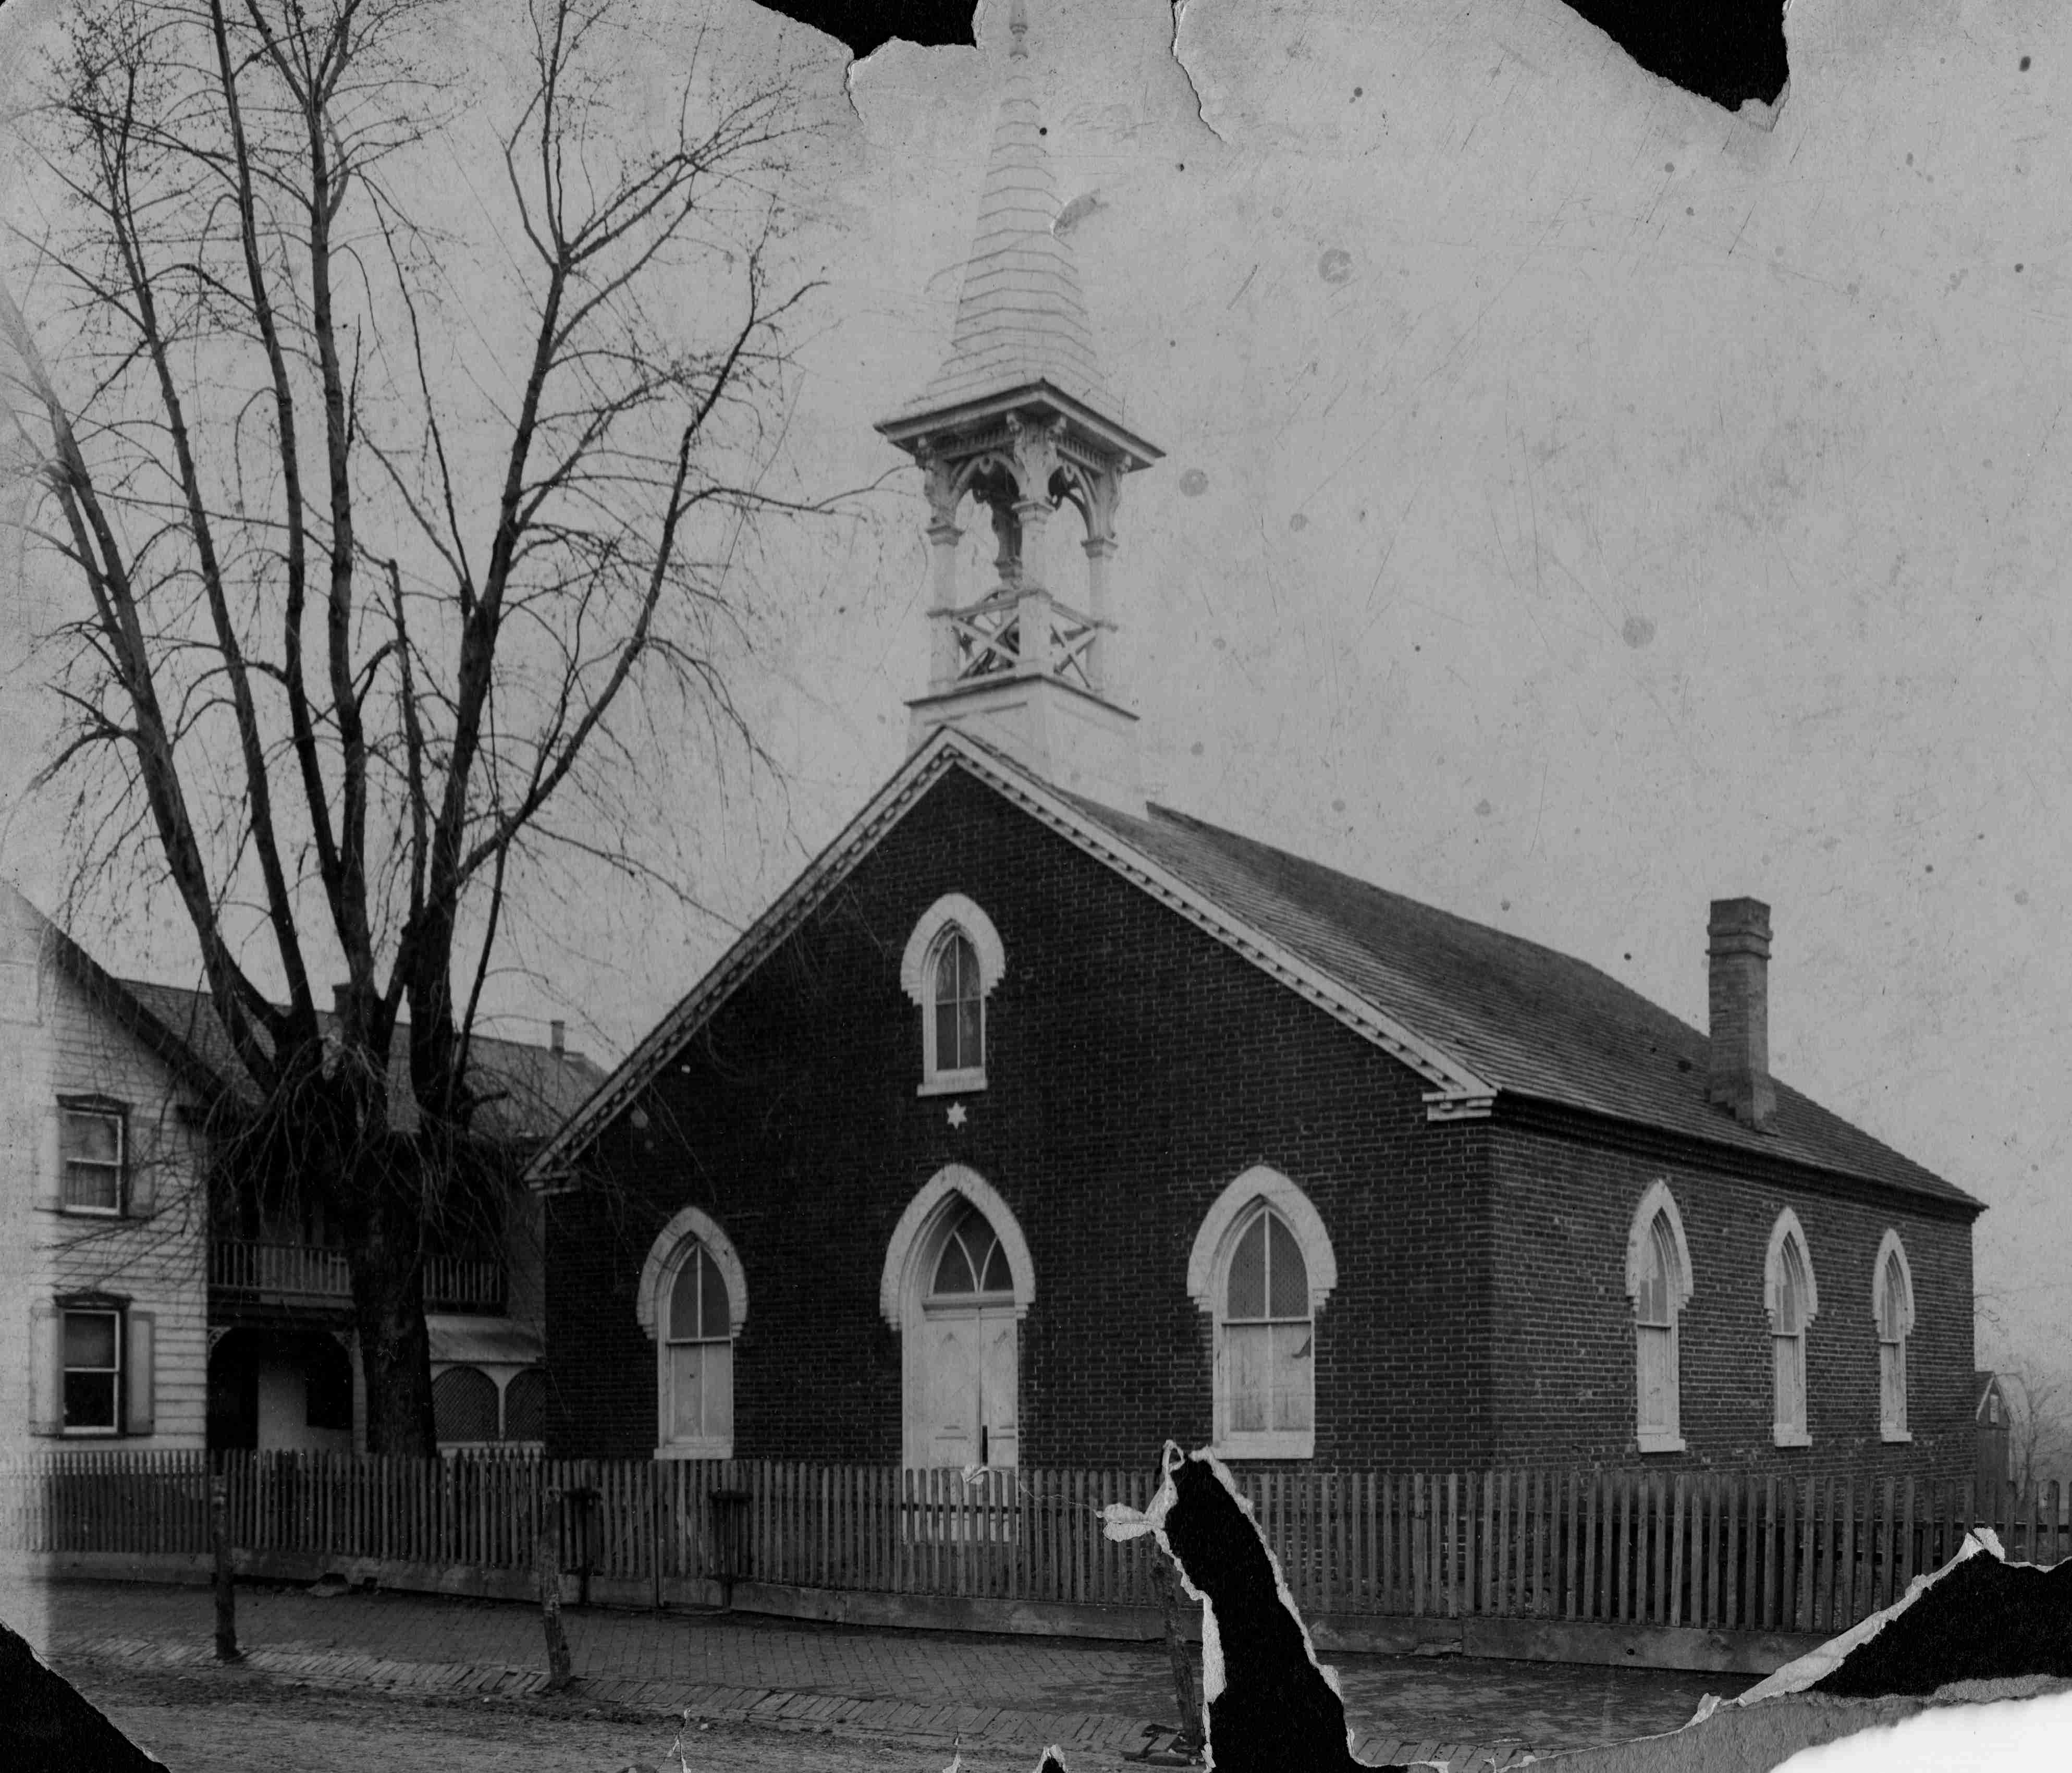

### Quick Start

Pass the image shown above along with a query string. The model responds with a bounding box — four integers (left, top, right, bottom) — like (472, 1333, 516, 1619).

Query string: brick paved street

(16, 1579, 1742, 1767)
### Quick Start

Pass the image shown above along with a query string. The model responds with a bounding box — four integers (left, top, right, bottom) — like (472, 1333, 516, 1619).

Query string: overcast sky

(5, 0, 2070, 1391)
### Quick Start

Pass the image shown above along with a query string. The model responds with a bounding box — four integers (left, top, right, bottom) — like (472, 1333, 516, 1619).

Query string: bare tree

(2, 0, 841, 1452)
(2003, 1364, 2071, 1493)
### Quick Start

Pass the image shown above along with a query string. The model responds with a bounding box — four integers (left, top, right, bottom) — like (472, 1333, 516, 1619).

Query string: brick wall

(545, 765, 1493, 1471)
(1488, 1112, 1975, 1479)
(544, 765, 1978, 1483)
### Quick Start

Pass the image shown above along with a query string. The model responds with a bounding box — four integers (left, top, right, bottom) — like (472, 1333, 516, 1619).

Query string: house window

(900, 895, 1006, 1095)
(63, 1308, 122, 1433)
(59, 1102, 126, 1214)
(1874, 1231, 1915, 1441)
(1187, 1166, 1337, 1462)
(637, 1205, 747, 1460)
(1222, 1206, 1313, 1439)
(1765, 1209, 1819, 1448)
(666, 1244, 733, 1452)
(505, 1367, 547, 1442)
(1625, 1180, 1691, 1454)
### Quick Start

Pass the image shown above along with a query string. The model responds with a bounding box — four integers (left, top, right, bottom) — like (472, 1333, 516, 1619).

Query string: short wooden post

(211, 1470, 241, 1664)
(536, 1488, 573, 1691)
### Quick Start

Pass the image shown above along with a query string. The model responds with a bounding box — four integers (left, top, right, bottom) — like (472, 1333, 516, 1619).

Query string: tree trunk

(345, 1173, 438, 1456)
(536, 1501, 573, 1692)
(211, 1470, 240, 1663)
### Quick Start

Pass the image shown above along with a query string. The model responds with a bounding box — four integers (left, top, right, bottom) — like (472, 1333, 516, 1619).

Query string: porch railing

(208, 1242, 505, 1312)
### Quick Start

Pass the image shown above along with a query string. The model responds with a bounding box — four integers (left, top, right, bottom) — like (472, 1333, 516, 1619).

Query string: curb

(51, 1633, 1533, 1768)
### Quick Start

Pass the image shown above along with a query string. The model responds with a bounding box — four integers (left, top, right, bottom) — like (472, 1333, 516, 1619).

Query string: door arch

(881, 1167, 1032, 1470)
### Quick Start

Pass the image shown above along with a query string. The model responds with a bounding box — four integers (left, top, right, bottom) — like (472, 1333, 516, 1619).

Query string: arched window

(433, 1366, 498, 1444)
(1874, 1230, 1915, 1442)
(930, 928, 985, 1081)
(1625, 1181, 1692, 1453)
(900, 895, 1005, 1094)
(504, 1367, 546, 1443)
(1765, 1210, 1819, 1448)
(929, 1201, 1014, 1299)
(665, 1243, 734, 1454)
(1187, 1167, 1336, 1461)
(636, 1206, 747, 1459)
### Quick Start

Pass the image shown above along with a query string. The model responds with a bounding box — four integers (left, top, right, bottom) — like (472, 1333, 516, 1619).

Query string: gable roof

(524, 730, 1979, 1213)
(118, 979, 605, 1145)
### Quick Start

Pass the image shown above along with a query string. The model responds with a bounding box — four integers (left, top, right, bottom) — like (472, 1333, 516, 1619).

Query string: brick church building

(530, 6, 1982, 1479)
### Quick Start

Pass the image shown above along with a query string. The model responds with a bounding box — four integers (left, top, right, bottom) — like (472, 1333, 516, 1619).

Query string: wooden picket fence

(4, 1451, 2066, 1641)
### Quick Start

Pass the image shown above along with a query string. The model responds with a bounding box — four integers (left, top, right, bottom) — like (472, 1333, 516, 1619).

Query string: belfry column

(921, 450, 962, 689)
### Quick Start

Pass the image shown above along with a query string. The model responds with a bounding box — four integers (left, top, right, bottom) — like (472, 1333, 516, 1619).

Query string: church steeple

(877, 0, 1162, 810)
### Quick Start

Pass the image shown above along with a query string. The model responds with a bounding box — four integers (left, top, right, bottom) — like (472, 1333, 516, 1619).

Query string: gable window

(59, 1100, 126, 1214)
(637, 1205, 747, 1461)
(1625, 1180, 1693, 1454)
(1187, 1166, 1337, 1462)
(64, 1308, 122, 1433)
(1874, 1230, 1915, 1442)
(1765, 1209, 1819, 1448)
(931, 929, 985, 1080)
(900, 895, 1006, 1095)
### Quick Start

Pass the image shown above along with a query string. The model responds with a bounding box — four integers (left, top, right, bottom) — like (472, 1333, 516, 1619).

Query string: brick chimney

(1707, 898, 1775, 1131)
(549, 1019, 566, 1059)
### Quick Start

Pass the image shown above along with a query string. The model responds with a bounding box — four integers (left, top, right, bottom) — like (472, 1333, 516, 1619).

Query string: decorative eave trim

(525, 728, 1495, 1185)
(876, 380, 1164, 469)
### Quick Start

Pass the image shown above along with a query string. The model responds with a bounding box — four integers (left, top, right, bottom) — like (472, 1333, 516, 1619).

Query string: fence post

(211, 1468, 240, 1663)
(535, 1486, 573, 1691)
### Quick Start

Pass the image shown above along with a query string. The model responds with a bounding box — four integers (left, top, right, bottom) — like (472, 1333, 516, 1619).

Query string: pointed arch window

(1626, 1181, 1692, 1454)
(1765, 1210, 1819, 1448)
(1874, 1231, 1915, 1442)
(1187, 1167, 1337, 1461)
(901, 895, 1006, 1095)
(637, 1206, 748, 1460)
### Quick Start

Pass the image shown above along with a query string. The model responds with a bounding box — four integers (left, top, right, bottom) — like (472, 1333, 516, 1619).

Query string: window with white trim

(1626, 1181, 1691, 1453)
(1874, 1232, 1914, 1441)
(63, 1307, 122, 1433)
(1221, 1205, 1313, 1442)
(664, 1241, 734, 1454)
(1188, 1167, 1336, 1462)
(1768, 1222, 1814, 1447)
(900, 895, 1005, 1095)
(59, 1100, 126, 1214)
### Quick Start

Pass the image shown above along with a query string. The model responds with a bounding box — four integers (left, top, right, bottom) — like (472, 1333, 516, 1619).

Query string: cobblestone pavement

(21, 1580, 1743, 1768)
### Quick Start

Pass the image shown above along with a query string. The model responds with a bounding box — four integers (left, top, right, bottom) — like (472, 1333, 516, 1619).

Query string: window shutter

(126, 1310, 155, 1437)
(35, 1106, 62, 1211)
(29, 1303, 62, 1435)
(127, 1123, 155, 1216)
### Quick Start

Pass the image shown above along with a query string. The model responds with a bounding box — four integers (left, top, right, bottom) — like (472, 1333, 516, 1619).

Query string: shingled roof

(1064, 793, 1977, 1209)
(116, 979, 605, 1146)
(890, 3, 1120, 423)
(524, 732, 1980, 1214)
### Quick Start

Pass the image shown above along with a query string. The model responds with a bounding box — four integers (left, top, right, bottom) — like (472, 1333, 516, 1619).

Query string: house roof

(524, 730, 1980, 1214)
(117, 979, 605, 1145)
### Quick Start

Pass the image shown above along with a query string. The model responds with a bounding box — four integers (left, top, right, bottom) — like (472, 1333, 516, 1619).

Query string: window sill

(916, 1072, 987, 1098)
(1636, 1430, 1687, 1454)
(655, 1440, 733, 1461)
(1211, 1430, 1314, 1462)
(1881, 1427, 1913, 1445)
(1772, 1427, 1812, 1449)
(49, 1204, 125, 1218)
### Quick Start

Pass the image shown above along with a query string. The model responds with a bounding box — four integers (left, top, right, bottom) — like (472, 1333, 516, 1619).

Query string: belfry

(876, 0, 1162, 811)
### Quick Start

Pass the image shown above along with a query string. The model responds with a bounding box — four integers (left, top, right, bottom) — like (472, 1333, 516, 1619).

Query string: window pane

(699, 1249, 730, 1339)
(64, 1313, 117, 1371)
(1880, 1256, 1905, 1339)
(1270, 1325, 1314, 1432)
(1266, 1215, 1308, 1319)
(1226, 1216, 1267, 1319)
(1778, 1239, 1807, 1333)
(668, 1256, 701, 1342)
(1225, 1323, 1269, 1433)
(64, 1370, 117, 1429)
(671, 1343, 706, 1440)
(1774, 1332, 1804, 1433)
(956, 997, 983, 1070)
(703, 1341, 732, 1440)
(933, 1232, 975, 1295)
(64, 1162, 119, 1211)
(935, 998, 960, 1071)
(980, 1237, 1012, 1294)
(1637, 1323, 1672, 1430)
(62, 1111, 120, 1165)
(1637, 1215, 1675, 1326)
(432, 1366, 498, 1441)
(934, 933, 970, 1004)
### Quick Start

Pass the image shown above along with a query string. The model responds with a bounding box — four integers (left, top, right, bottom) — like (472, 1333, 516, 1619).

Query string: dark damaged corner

(1560, 0, 1791, 116)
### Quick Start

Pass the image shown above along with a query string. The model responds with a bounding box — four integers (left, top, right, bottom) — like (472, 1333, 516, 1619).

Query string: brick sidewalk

(14, 1580, 1730, 1768)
